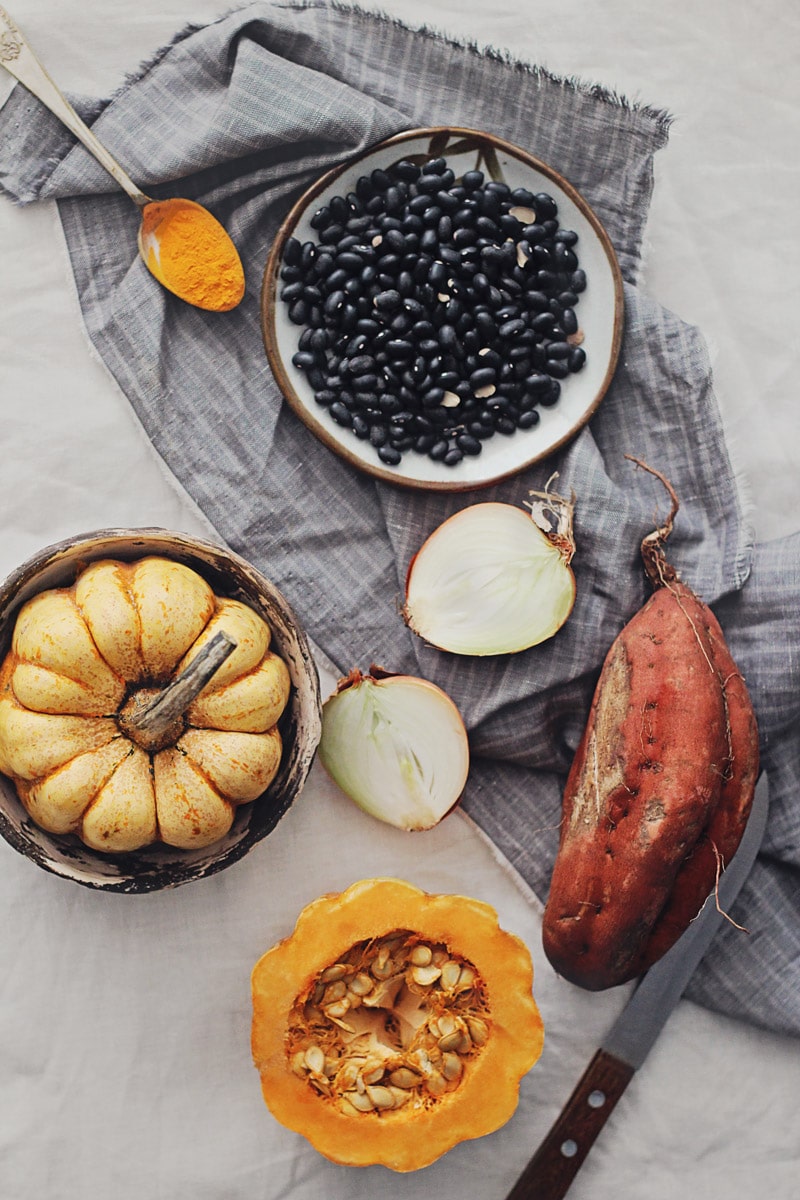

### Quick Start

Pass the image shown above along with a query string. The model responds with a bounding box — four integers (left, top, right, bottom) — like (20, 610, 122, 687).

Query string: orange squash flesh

(251, 878, 544, 1172)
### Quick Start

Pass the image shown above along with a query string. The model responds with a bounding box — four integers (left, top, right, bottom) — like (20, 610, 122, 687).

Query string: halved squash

(251, 877, 544, 1171)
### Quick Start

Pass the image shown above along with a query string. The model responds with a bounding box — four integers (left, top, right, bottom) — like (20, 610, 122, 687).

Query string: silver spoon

(0, 7, 244, 311)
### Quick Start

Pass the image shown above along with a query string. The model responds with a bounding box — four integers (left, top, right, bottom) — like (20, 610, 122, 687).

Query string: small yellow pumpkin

(251, 878, 544, 1172)
(0, 556, 291, 853)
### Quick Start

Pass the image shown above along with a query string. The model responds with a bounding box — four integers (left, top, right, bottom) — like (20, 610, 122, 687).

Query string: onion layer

(403, 491, 576, 656)
(319, 667, 470, 831)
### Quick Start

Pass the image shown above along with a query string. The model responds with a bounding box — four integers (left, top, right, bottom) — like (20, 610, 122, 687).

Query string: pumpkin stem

(119, 630, 237, 752)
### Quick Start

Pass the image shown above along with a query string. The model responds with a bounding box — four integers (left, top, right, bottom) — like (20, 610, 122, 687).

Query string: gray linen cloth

(1, 1, 798, 1036)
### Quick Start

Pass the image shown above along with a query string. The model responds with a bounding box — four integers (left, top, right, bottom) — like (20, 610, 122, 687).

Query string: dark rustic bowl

(0, 529, 322, 893)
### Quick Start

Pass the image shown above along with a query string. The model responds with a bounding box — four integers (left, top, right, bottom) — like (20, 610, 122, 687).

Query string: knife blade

(506, 768, 770, 1200)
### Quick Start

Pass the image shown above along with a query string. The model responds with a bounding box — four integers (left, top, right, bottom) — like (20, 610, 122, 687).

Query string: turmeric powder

(139, 198, 245, 311)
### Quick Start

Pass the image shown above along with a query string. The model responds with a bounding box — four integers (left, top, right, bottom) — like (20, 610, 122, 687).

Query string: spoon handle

(0, 6, 151, 207)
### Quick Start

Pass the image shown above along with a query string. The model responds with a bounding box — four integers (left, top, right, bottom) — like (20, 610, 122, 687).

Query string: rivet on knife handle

(506, 1049, 634, 1200)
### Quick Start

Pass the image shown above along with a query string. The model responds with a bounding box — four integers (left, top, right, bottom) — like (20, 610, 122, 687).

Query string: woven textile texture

(1, 1, 798, 1036)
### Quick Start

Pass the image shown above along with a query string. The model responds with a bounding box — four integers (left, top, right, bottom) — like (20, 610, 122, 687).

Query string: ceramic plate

(262, 127, 623, 491)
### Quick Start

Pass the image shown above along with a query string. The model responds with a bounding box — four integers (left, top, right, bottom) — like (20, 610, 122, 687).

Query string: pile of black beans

(279, 155, 587, 468)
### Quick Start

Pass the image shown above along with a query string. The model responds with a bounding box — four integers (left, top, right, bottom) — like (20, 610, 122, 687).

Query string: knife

(506, 768, 770, 1200)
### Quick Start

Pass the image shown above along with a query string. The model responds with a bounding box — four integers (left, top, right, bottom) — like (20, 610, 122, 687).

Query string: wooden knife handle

(506, 1049, 635, 1200)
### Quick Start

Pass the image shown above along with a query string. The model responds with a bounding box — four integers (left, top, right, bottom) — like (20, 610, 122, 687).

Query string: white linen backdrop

(0, 3, 797, 1199)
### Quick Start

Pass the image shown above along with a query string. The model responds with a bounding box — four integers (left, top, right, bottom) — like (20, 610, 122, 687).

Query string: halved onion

(318, 667, 469, 831)
(403, 492, 576, 656)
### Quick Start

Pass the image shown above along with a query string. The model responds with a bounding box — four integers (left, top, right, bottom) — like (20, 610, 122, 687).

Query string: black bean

(571, 268, 587, 293)
(309, 206, 331, 231)
(531, 311, 557, 333)
(438, 324, 458, 351)
(547, 341, 572, 359)
(533, 192, 557, 220)
(329, 402, 352, 426)
(518, 408, 540, 429)
(416, 173, 442, 195)
(498, 318, 526, 339)
(525, 372, 552, 393)
(437, 215, 453, 243)
(451, 226, 475, 248)
(428, 439, 449, 461)
(323, 290, 345, 317)
(428, 261, 448, 289)
(470, 366, 497, 390)
(422, 387, 445, 408)
(394, 159, 421, 182)
(462, 170, 484, 190)
(335, 251, 366, 273)
(378, 394, 403, 415)
(444, 447, 463, 465)
(384, 185, 404, 213)
(374, 289, 402, 312)
(545, 358, 570, 379)
(378, 444, 402, 465)
(414, 432, 436, 453)
(386, 338, 414, 359)
(319, 223, 344, 245)
(561, 308, 579, 335)
(554, 243, 578, 271)
(280, 281, 304, 303)
(568, 346, 587, 372)
(288, 299, 308, 324)
(326, 267, 349, 290)
(456, 433, 482, 456)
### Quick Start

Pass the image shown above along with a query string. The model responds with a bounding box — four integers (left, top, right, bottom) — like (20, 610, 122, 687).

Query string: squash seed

(425, 1069, 447, 1097)
(409, 944, 433, 967)
(361, 1064, 385, 1086)
(438, 1031, 463, 1053)
(466, 1016, 488, 1045)
(323, 980, 347, 1003)
(388, 1067, 420, 1089)
(366, 1085, 396, 1109)
(347, 1089, 374, 1112)
(348, 972, 373, 996)
(319, 963, 349, 983)
(411, 964, 442, 987)
(441, 1052, 463, 1081)
(304, 1044, 325, 1074)
(440, 960, 462, 990)
(457, 967, 476, 991)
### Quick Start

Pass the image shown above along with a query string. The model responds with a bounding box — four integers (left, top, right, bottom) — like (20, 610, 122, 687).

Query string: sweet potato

(542, 461, 758, 990)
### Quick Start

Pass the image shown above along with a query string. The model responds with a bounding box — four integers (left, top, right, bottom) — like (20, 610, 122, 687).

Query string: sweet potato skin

(542, 580, 758, 990)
